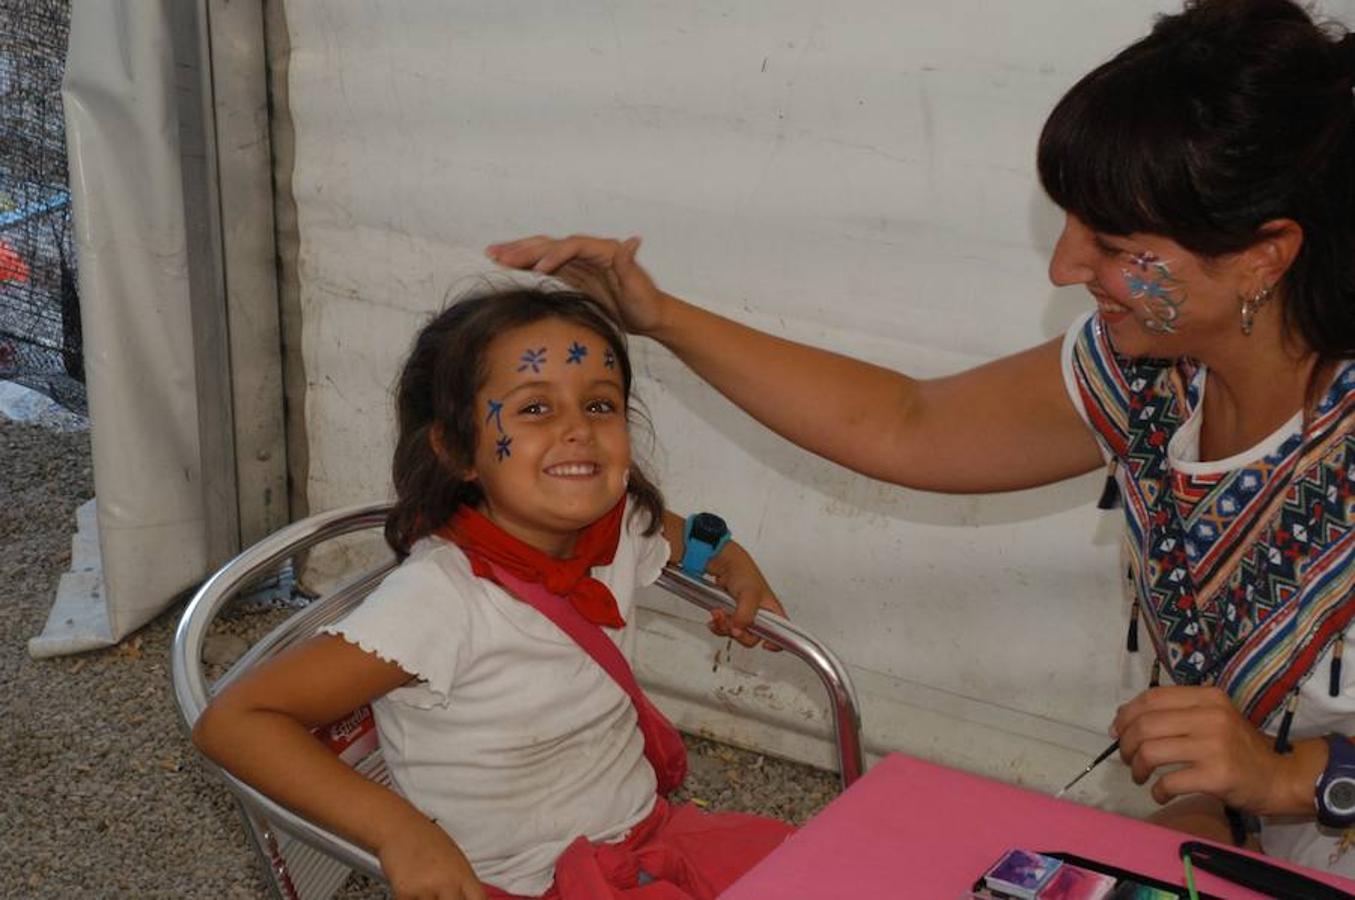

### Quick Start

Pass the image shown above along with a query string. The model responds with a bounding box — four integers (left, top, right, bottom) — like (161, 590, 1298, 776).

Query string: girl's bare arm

(192, 634, 486, 899)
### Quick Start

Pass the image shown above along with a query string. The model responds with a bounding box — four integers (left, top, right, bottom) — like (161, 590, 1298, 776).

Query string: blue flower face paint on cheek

(486, 398, 511, 463)
(485, 399, 504, 432)
(1121, 251, 1185, 334)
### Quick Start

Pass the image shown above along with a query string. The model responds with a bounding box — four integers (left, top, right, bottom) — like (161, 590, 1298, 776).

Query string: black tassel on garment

(1097, 473, 1121, 509)
(1273, 691, 1299, 755)
(1332, 637, 1345, 698)
(1127, 602, 1140, 653)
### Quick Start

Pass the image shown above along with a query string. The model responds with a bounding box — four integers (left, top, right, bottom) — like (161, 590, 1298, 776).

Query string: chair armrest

(654, 566, 863, 789)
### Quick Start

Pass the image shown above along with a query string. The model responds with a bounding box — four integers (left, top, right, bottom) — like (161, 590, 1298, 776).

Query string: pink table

(723, 753, 1355, 898)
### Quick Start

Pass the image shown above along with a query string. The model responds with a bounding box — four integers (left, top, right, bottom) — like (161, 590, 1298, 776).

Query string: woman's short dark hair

(1038, 0, 1355, 357)
(384, 286, 665, 555)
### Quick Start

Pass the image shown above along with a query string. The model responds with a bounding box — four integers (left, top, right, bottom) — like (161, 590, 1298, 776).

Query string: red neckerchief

(438, 497, 629, 628)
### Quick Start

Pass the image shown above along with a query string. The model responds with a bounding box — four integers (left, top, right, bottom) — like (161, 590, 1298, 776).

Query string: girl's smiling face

(467, 317, 631, 557)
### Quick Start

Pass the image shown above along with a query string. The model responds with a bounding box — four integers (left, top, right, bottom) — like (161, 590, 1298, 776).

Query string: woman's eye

(1092, 236, 1126, 258)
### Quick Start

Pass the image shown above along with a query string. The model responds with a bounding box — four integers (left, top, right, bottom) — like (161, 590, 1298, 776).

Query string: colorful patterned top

(1061, 312, 1355, 730)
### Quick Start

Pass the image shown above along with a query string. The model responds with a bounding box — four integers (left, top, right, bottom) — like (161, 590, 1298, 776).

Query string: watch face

(1325, 777, 1355, 815)
(689, 512, 728, 545)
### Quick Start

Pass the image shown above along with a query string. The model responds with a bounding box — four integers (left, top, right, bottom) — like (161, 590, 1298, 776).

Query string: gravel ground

(1, 416, 837, 898)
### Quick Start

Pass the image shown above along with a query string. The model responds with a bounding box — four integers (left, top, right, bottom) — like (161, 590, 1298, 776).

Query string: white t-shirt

(323, 498, 671, 895)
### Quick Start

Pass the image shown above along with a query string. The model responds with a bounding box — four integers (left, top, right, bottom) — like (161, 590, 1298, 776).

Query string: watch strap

(680, 513, 731, 575)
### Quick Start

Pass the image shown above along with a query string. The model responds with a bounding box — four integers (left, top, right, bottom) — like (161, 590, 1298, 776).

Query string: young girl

(192, 287, 794, 900)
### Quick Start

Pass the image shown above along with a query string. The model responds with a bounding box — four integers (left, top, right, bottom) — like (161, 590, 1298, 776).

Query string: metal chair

(172, 503, 863, 900)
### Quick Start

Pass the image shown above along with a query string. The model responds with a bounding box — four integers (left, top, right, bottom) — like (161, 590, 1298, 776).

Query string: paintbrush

(1055, 739, 1120, 798)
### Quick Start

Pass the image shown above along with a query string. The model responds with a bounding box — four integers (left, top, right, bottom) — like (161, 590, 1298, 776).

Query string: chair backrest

(172, 502, 864, 900)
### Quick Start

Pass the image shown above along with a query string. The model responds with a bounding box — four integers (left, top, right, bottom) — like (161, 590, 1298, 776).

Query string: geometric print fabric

(1069, 315, 1355, 728)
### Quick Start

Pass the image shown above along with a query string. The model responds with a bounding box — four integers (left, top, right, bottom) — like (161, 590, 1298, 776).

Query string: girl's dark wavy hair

(384, 286, 664, 556)
(1038, 0, 1355, 359)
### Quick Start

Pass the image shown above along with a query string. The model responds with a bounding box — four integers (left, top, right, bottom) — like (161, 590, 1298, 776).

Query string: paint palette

(980, 849, 1066, 899)
(971, 849, 1197, 900)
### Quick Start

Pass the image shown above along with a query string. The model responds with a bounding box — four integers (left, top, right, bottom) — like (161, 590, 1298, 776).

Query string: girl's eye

(518, 401, 549, 416)
(587, 398, 619, 415)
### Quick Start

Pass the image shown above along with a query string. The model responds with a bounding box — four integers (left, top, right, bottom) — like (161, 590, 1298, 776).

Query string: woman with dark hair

(488, 0, 1355, 875)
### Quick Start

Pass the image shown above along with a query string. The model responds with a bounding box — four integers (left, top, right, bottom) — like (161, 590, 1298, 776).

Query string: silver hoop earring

(1239, 284, 1274, 337)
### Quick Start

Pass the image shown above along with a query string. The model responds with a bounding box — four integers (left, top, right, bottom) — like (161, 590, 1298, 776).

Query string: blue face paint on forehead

(517, 347, 547, 373)
(566, 341, 588, 364)
(603, 348, 616, 370)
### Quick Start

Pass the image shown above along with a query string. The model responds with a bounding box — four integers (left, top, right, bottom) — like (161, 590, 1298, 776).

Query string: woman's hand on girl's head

(378, 814, 488, 900)
(705, 540, 786, 651)
(1111, 685, 1326, 817)
(485, 234, 669, 335)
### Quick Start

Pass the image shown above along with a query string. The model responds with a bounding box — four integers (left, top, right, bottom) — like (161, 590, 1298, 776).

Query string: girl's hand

(705, 540, 786, 651)
(485, 234, 668, 335)
(1112, 685, 1324, 815)
(378, 816, 488, 900)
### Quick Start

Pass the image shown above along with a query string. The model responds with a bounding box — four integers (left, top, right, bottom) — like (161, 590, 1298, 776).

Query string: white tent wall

(57, 0, 1355, 811)
(275, 0, 1207, 812)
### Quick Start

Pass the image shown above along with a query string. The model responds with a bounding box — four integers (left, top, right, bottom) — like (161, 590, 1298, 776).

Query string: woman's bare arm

(649, 292, 1102, 491)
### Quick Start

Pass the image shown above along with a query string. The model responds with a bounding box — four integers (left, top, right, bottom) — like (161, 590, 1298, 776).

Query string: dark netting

(1, 0, 82, 414)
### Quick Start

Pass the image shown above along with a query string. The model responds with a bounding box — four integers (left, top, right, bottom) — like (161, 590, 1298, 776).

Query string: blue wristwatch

(1316, 734, 1355, 827)
(680, 513, 731, 576)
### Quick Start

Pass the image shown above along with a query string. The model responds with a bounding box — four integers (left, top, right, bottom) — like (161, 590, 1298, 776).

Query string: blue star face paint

(517, 347, 547, 373)
(1121, 251, 1185, 334)
(566, 341, 588, 365)
(485, 399, 504, 432)
(485, 397, 512, 463)
(603, 348, 616, 370)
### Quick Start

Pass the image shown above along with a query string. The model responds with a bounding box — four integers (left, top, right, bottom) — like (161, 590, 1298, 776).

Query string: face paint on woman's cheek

(1122, 251, 1186, 334)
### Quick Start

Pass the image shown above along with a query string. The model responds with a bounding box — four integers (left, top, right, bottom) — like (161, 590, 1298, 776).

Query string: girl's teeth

(548, 463, 595, 476)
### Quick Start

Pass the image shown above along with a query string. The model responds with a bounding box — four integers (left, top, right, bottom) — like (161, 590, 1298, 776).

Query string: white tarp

(31, 1, 211, 657)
